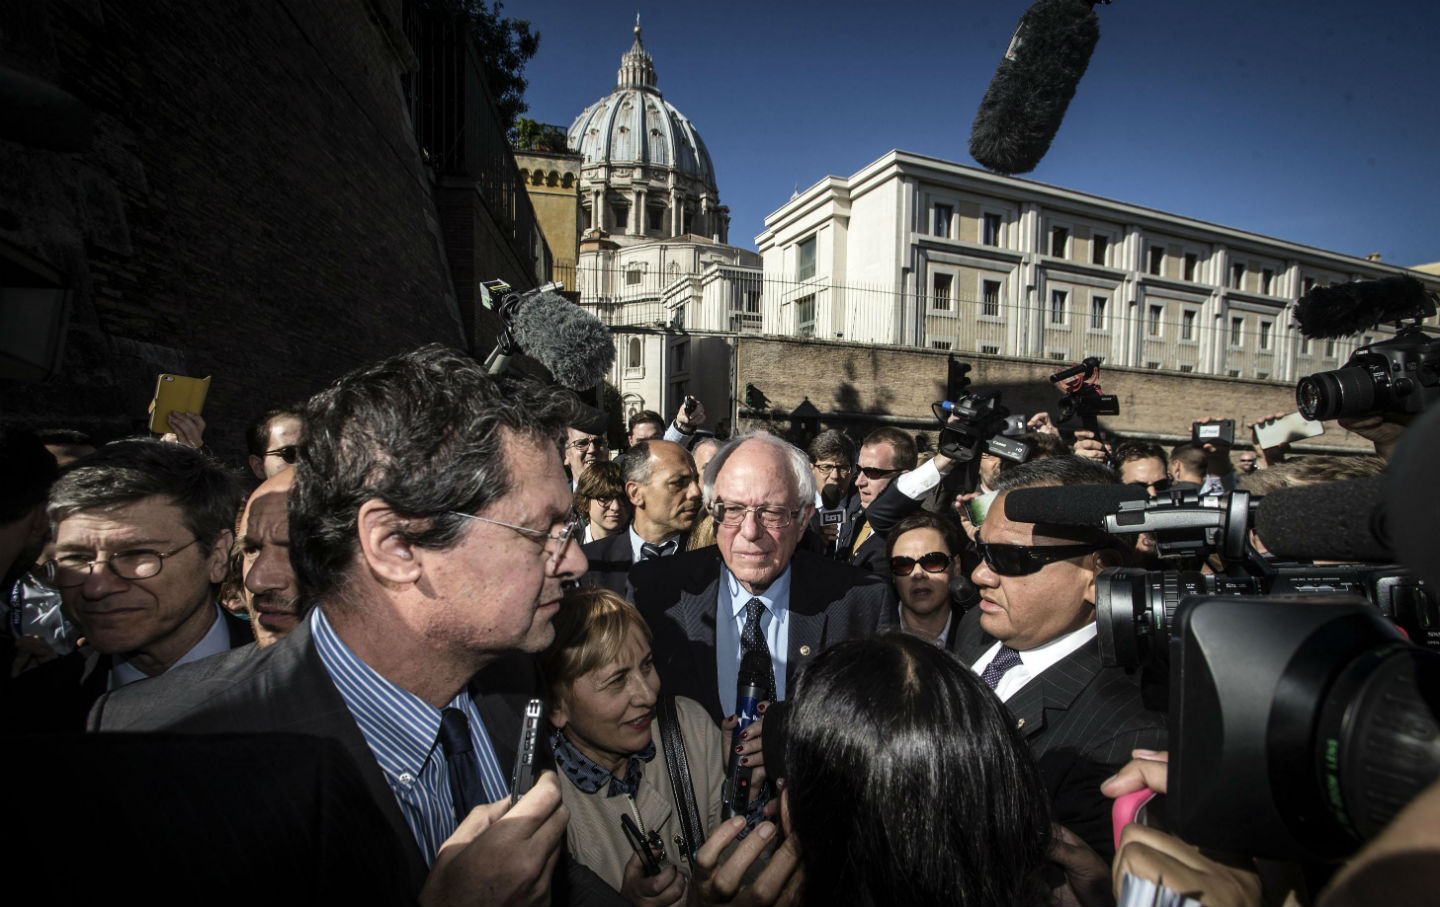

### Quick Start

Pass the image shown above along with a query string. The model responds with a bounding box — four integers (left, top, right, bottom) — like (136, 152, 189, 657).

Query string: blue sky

(511, 0, 1440, 267)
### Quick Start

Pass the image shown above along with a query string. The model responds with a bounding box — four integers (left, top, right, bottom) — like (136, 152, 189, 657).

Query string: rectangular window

(1231, 262, 1245, 290)
(1260, 320, 1273, 350)
(934, 204, 954, 238)
(1050, 227, 1069, 258)
(1090, 295, 1107, 329)
(982, 280, 1001, 316)
(1303, 276, 1316, 296)
(1184, 253, 1197, 282)
(1147, 304, 1164, 337)
(1262, 268, 1275, 295)
(983, 213, 1003, 247)
(1182, 310, 1196, 341)
(796, 294, 816, 337)
(797, 236, 817, 281)
(582, 205, 593, 231)
(930, 341, 952, 350)
(932, 273, 952, 311)
(625, 268, 642, 286)
(980, 343, 1001, 354)
(1148, 246, 1165, 276)
(1048, 351, 1068, 361)
(671, 342, 687, 372)
(1301, 337, 1313, 355)
(1230, 316, 1244, 346)
(612, 203, 630, 232)
(1049, 289, 1068, 325)
(1092, 235, 1108, 266)
(1179, 364, 1195, 373)
(1325, 339, 1337, 357)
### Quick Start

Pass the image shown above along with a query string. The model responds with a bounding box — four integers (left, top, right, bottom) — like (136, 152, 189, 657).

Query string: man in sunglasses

(955, 456, 1166, 860)
(3, 439, 249, 732)
(846, 427, 918, 573)
(245, 405, 304, 481)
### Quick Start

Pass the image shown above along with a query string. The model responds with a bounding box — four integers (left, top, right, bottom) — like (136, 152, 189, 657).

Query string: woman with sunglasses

(885, 511, 970, 651)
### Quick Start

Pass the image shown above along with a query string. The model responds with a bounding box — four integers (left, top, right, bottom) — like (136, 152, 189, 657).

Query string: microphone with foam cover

(510, 290, 615, 390)
(1254, 476, 1391, 563)
(1294, 275, 1436, 339)
(1003, 483, 1148, 527)
(969, 0, 1105, 175)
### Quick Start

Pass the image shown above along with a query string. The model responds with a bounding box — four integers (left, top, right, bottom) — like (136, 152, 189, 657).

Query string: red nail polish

(740, 757, 749, 766)
(740, 730, 749, 740)
(734, 745, 743, 754)
(758, 702, 769, 713)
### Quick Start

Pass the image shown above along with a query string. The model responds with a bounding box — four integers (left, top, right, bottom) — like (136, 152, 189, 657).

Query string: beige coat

(556, 695, 726, 892)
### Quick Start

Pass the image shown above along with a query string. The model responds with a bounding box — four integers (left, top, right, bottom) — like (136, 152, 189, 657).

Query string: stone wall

(733, 336, 1372, 453)
(0, 0, 468, 460)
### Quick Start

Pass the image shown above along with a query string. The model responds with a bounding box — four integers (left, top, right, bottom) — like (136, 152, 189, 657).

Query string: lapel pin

(799, 645, 811, 656)
(1016, 718, 1026, 729)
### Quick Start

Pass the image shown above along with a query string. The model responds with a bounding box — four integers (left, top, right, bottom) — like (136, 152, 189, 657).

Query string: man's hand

(621, 850, 687, 907)
(953, 491, 981, 541)
(1191, 417, 1234, 473)
(419, 772, 568, 906)
(1113, 824, 1262, 907)
(160, 411, 206, 449)
(1071, 430, 1108, 463)
(1049, 824, 1114, 907)
(1100, 749, 1169, 798)
(1027, 411, 1061, 438)
(1338, 412, 1411, 460)
(1245, 412, 1292, 467)
(688, 817, 801, 906)
(676, 398, 707, 434)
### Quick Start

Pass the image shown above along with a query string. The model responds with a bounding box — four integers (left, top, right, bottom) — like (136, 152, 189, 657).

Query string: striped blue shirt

(311, 608, 508, 865)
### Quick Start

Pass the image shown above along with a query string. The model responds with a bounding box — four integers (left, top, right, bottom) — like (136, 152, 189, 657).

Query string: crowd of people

(0, 341, 1431, 906)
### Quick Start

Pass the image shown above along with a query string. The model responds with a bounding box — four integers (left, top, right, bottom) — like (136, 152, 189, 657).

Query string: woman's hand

(620, 851, 687, 907)
(687, 817, 801, 906)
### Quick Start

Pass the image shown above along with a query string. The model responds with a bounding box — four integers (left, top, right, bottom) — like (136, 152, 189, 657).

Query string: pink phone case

(1112, 788, 1157, 852)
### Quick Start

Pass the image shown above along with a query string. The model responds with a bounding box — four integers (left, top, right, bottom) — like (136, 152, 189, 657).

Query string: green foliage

(443, 0, 540, 136)
(511, 117, 569, 152)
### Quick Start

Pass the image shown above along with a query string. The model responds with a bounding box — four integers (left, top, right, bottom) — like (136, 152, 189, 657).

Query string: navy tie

(742, 598, 779, 703)
(639, 540, 675, 561)
(438, 707, 486, 823)
(979, 646, 1022, 690)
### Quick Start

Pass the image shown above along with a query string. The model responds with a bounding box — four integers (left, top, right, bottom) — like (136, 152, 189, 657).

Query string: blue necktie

(438, 707, 485, 823)
(980, 646, 1022, 690)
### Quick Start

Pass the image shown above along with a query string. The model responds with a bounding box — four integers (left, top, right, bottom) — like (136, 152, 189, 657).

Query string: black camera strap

(657, 695, 704, 873)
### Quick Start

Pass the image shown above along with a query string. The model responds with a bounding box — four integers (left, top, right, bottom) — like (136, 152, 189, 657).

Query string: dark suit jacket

(89, 617, 548, 899)
(847, 478, 930, 575)
(2, 608, 253, 734)
(629, 548, 895, 723)
(954, 609, 1167, 860)
(581, 531, 688, 596)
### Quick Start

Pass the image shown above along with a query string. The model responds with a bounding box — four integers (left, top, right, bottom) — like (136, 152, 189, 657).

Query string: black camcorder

(933, 390, 1030, 464)
(1050, 357, 1119, 428)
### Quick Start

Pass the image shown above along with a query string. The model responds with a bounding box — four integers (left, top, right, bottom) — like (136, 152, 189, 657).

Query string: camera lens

(1296, 356, 1391, 421)
(1096, 569, 1214, 669)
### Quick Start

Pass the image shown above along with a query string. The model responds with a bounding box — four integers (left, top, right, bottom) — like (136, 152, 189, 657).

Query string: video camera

(1002, 483, 1440, 861)
(931, 361, 1030, 465)
(1050, 356, 1119, 429)
(1294, 275, 1440, 422)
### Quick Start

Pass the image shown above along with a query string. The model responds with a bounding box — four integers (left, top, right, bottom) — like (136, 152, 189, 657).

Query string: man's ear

(247, 455, 266, 481)
(356, 500, 423, 585)
(626, 480, 644, 509)
(1082, 547, 1124, 605)
(205, 529, 234, 584)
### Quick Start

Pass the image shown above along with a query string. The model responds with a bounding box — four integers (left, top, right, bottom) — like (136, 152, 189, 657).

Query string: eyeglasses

(265, 445, 298, 464)
(711, 503, 800, 529)
(45, 538, 201, 588)
(448, 511, 581, 571)
(972, 541, 1100, 577)
(812, 462, 852, 477)
(890, 552, 953, 576)
(567, 437, 608, 451)
(856, 466, 902, 481)
(1127, 478, 1173, 495)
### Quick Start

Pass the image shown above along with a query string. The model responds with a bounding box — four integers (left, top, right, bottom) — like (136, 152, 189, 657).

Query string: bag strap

(657, 695, 704, 872)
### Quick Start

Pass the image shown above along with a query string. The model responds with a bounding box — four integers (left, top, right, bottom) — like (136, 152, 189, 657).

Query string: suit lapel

(666, 569, 720, 715)
(786, 556, 828, 684)
(1003, 641, 1101, 744)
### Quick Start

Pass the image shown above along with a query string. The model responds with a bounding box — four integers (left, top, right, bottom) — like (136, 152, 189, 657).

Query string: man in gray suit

(90, 345, 601, 905)
(959, 456, 1167, 860)
(629, 433, 893, 724)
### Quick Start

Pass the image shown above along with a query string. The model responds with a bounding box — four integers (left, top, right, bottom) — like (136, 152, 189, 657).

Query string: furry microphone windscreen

(1294, 275, 1434, 339)
(511, 291, 615, 390)
(969, 0, 1102, 175)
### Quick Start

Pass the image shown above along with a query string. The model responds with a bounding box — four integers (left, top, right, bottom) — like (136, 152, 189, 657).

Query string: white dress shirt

(969, 621, 1098, 702)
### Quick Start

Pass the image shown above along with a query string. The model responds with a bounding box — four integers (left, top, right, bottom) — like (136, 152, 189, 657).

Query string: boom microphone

(1253, 476, 1391, 563)
(969, 0, 1107, 175)
(1294, 275, 1436, 339)
(1003, 483, 1147, 526)
(511, 290, 615, 390)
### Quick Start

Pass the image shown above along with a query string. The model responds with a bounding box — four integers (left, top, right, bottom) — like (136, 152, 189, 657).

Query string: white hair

(702, 431, 817, 513)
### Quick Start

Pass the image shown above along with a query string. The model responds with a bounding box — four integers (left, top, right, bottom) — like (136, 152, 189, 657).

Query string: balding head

(239, 469, 302, 647)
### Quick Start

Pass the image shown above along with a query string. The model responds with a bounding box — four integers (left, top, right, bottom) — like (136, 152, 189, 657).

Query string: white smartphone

(1252, 411, 1325, 449)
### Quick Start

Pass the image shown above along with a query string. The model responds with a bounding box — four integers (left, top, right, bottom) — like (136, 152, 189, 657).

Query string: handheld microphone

(722, 651, 770, 820)
(969, 0, 1107, 175)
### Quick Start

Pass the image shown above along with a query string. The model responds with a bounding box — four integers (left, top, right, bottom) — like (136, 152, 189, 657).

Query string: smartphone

(966, 490, 999, 527)
(1111, 787, 1158, 854)
(620, 813, 664, 877)
(683, 395, 699, 416)
(148, 373, 211, 434)
(1191, 419, 1234, 446)
(1252, 411, 1325, 449)
(509, 698, 543, 805)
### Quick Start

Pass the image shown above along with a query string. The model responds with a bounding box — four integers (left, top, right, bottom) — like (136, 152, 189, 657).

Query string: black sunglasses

(1127, 478, 1172, 494)
(890, 552, 952, 576)
(857, 465, 902, 480)
(265, 445, 298, 464)
(972, 541, 1100, 577)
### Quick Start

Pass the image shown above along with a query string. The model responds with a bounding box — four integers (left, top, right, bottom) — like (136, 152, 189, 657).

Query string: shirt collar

(1015, 620, 1097, 674)
(722, 563, 792, 619)
(550, 727, 656, 797)
(628, 525, 679, 564)
(311, 608, 470, 780)
(897, 604, 953, 647)
(110, 603, 230, 689)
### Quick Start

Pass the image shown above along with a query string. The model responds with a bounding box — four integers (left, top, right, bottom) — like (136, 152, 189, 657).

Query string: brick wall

(0, 0, 471, 461)
(734, 336, 1373, 453)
